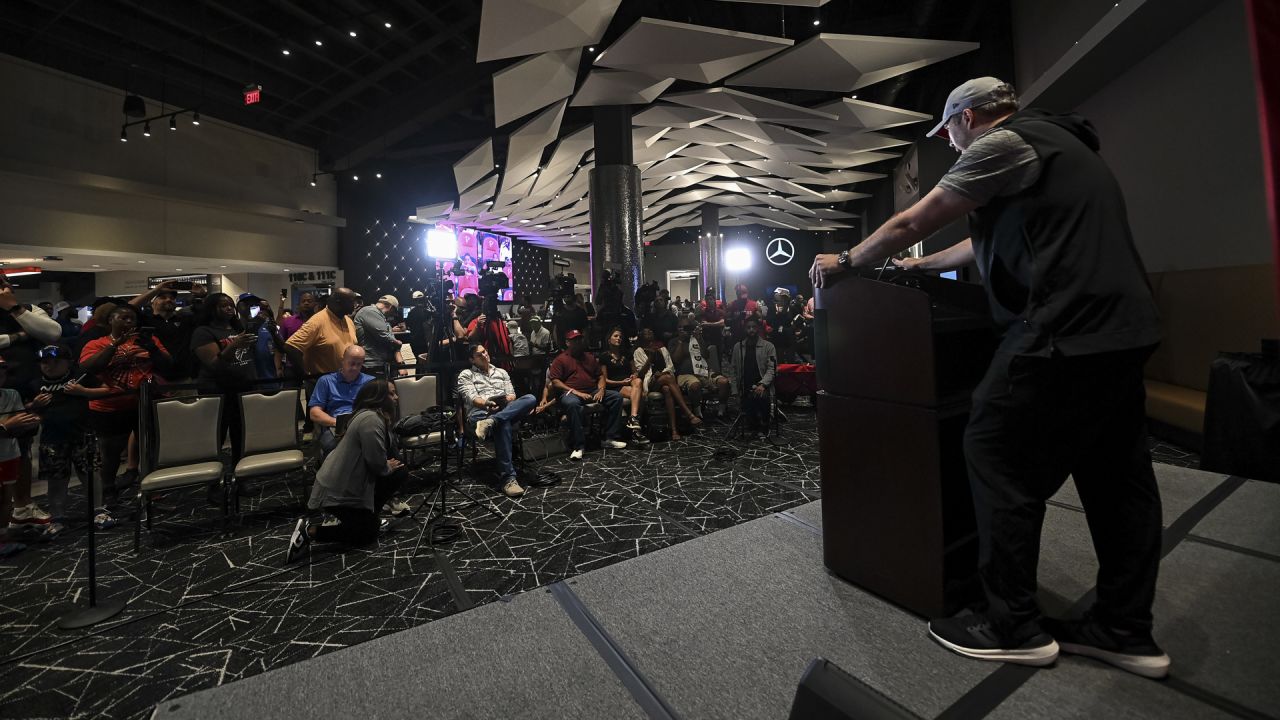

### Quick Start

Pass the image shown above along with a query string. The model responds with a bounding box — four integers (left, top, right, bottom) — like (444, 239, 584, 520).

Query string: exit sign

(243, 84, 262, 105)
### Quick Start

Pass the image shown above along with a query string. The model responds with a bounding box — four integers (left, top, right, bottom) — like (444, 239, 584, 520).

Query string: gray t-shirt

(937, 128, 1042, 205)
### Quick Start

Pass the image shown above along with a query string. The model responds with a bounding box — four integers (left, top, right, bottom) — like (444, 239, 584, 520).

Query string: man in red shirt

(726, 283, 759, 346)
(547, 330, 626, 460)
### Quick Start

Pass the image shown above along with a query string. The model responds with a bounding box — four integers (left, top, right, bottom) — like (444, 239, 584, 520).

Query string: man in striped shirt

(456, 344, 536, 498)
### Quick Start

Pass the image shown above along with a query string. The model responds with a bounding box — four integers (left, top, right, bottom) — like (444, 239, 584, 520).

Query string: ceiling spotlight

(191, 111, 200, 125)
(92, 264, 100, 268)
(282, 48, 290, 55)
(309, 176, 317, 187)
(813, 19, 820, 26)
(375, 172, 382, 178)
(119, 127, 128, 142)
(169, 115, 177, 131)
(137, 260, 146, 264)
(175, 268, 182, 272)
(349, 30, 357, 37)
(408, 215, 417, 220)
(588, 47, 594, 52)
(315, 39, 323, 46)
(142, 122, 151, 137)
(283, 268, 291, 272)
(384, 21, 392, 28)
(352, 174, 359, 181)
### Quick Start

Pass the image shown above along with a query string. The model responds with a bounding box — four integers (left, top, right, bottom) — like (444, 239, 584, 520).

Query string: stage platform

(158, 463, 1279, 720)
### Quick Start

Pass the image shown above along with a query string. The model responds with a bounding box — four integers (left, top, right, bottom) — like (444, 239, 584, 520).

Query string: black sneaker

(1043, 614, 1170, 679)
(284, 517, 310, 564)
(928, 611, 1059, 667)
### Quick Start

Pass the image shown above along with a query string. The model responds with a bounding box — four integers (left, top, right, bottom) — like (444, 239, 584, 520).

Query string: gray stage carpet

(158, 464, 1280, 720)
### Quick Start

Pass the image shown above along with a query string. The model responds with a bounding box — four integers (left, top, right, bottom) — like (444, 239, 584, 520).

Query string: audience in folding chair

(456, 344, 536, 498)
(308, 345, 374, 456)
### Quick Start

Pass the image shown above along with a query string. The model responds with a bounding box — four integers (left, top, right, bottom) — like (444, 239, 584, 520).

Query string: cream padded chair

(136, 395, 225, 550)
(394, 374, 446, 468)
(232, 388, 308, 512)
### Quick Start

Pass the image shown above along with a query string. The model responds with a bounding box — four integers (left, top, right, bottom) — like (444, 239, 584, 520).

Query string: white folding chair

(232, 388, 308, 514)
(136, 395, 225, 551)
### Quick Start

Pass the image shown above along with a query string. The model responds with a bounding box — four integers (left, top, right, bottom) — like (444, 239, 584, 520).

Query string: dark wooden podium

(814, 271, 996, 617)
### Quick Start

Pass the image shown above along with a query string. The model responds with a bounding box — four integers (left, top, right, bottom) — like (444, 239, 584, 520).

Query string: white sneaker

(501, 477, 525, 498)
(603, 439, 627, 450)
(474, 417, 495, 441)
(10, 504, 51, 525)
(569, 448, 584, 461)
(382, 498, 411, 517)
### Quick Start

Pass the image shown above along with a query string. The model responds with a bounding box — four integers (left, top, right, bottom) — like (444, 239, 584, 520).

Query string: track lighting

(169, 115, 177, 131)
(142, 122, 151, 137)
(192, 111, 200, 125)
(119, 127, 128, 142)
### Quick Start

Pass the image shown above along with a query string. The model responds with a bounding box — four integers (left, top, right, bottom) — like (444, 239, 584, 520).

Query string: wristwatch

(837, 250, 851, 268)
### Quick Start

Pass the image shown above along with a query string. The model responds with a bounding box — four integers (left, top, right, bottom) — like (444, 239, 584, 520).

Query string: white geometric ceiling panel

(811, 206, 864, 217)
(453, 140, 494, 194)
(745, 192, 817, 215)
(571, 70, 675, 107)
(816, 131, 912, 153)
(503, 99, 568, 188)
(739, 159, 826, 180)
(747, 176, 825, 198)
(664, 126, 755, 146)
(644, 157, 709, 177)
(458, 175, 499, 211)
(704, 194, 762, 207)
(414, 201, 454, 220)
(661, 188, 723, 205)
(633, 104, 723, 129)
(699, 163, 769, 178)
(783, 98, 934, 133)
(594, 18, 793, 84)
(634, 126, 670, 148)
(735, 142, 828, 163)
(707, 118, 825, 147)
(494, 173, 538, 208)
(493, 49, 579, 127)
(651, 173, 713, 190)
(477, 0, 623, 62)
(726, 34, 980, 92)
(634, 139, 691, 163)
(673, 144, 766, 163)
(791, 150, 900, 170)
(795, 191, 871, 204)
(702, 180, 754, 194)
(663, 87, 838, 123)
(792, 170, 886, 185)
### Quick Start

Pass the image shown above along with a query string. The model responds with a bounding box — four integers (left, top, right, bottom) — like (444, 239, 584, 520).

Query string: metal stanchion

(57, 432, 127, 629)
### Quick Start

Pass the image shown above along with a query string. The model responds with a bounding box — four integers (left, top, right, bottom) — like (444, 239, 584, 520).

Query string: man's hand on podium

(809, 254, 846, 288)
(892, 256, 926, 271)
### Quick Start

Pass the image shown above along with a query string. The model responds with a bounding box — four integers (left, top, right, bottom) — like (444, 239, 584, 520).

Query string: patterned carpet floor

(0, 405, 1197, 720)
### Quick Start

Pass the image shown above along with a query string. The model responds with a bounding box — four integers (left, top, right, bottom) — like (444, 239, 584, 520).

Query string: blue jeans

(469, 394, 537, 479)
(559, 389, 623, 449)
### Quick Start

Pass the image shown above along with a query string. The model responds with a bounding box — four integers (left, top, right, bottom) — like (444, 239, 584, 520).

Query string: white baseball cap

(926, 77, 1011, 140)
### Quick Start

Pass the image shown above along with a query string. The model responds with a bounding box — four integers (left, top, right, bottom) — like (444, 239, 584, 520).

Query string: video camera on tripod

(478, 260, 509, 316)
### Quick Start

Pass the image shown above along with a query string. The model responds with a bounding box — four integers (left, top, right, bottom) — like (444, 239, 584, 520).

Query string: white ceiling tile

(727, 33, 980, 92)
(478, 0, 622, 62)
(571, 70, 675, 107)
(594, 18, 792, 84)
(664, 87, 838, 123)
(492, 49, 579, 127)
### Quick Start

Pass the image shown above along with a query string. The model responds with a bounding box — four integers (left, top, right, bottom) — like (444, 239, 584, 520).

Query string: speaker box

(521, 433, 566, 461)
(789, 658, 922, 720)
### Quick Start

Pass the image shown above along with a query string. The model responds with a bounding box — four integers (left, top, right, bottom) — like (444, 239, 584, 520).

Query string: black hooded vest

(967, 109, 1161, 356)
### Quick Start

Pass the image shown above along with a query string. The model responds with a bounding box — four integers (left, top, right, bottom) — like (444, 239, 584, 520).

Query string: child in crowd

(0, 356, 42, 558)
(25, 344, 114, 533)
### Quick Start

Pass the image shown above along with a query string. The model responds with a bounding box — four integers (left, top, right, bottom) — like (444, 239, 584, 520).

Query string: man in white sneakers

(456, 344, 536, 497)
(548, 330, 626, 460)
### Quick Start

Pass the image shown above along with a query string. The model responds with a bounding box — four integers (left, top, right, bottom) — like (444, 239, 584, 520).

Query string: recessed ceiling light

(375, 172, 382, 178)
(409, 215, 417, 220)
(283, 268, 291, 272)
(352, 175, 359, 181)
(220, 265, 227, 268)
(384, 21, 392, 28)
(588, 47, 594, 52)
(813, 19, 820, 26)
(349, 30, 357, 37)
(282, 48, 290, 55)
(175, 268, 182, 271)
(91, 264, 100, 268)
(137, 260, 146, 263)
(315, 39, 323, 46)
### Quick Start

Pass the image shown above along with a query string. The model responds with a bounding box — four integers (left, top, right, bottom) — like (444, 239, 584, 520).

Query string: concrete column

(698, 204, 723, 304)
(588, 106, 642, 309)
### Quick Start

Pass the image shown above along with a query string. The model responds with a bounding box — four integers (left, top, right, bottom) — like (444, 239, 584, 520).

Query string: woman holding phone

(191, 293, 257, 496)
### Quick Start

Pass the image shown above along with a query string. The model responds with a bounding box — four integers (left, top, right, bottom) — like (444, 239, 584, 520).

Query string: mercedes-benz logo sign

(766, 237, 795, 266)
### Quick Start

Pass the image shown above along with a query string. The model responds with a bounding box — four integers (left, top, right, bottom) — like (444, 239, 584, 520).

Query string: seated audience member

(286, 379, 407, 562)
(699, 287, 726, 353)
(354, 294, 403, 375)
(633, 327, 701, 441)
(526, 316, 552, 355)
(548, 330, 626, 460)
(457, 344, 536, 498)
(309, 345, 374, 456)
(669, 322, 731, 418)
(601, 328, 648, 442)
(730, 317, 778, 437)
(284, 288, 360, 377)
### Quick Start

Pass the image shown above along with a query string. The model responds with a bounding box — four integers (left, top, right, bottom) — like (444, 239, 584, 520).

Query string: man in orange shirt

(285, 288, 359, 376)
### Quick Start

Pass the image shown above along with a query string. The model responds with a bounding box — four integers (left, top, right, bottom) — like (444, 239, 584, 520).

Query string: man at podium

(810, 77, 1167, 678)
